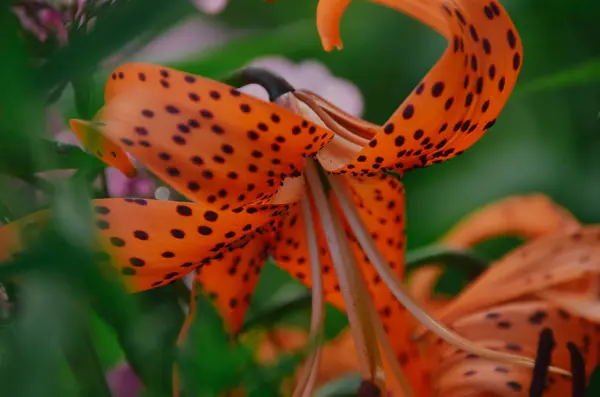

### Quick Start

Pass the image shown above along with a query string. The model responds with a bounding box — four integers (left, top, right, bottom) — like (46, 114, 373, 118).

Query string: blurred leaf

(245, 350, 306, 397)
(314, 374, 362, 397)
(72, 77, 99, 120)
(179, 292, 250, 396)
(95, 286, 184, 396)
(405, 245, 489, 279)
(588, 364, 600, 396)
(0, 139, 103, 182)
(0, 277, 79, 397)
(517, 58, 600, 94)
(242, 289, 311, 333)
(89, 311, 123, 369)
(0, 8, 46, 190)
(63, 317, 112, 397)
(217, 0, 314, 29)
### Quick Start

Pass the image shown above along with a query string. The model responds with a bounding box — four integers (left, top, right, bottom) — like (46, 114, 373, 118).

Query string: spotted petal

(0, 199, 286, 292)
(425, 301, 598, 396)
(70, 63, 334, 206)
(317, 0, 523, 174)
(195, 233, 269, 334)
(418, 226, 600, 335)
(409, 194, 582, 311)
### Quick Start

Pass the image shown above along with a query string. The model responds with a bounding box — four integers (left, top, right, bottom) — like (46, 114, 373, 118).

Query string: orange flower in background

(0, 0, 538, 395)
(270, 194, 598, 395)
(412, 194, 600, 396)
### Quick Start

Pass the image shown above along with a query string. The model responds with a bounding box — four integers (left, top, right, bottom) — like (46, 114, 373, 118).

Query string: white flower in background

(241, 56, 365, 118)
(191, 0, 229, 15)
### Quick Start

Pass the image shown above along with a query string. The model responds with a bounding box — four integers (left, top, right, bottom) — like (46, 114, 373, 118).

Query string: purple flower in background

(105, 167, 155, 198)
(242, 56, 365, 118)
(106, 362, 142, 397)
(13, 1, 71, 45)
(192, 0, 229, 14)
(54, 130, 156, 198)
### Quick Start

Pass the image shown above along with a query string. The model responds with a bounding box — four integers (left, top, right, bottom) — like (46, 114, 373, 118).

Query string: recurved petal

(418, 226, 600, 334)
(442, 194, 581, 250)
(317, 0, 524, 174)
(409, 194, 580, 312)
(71, 63, 334, 206)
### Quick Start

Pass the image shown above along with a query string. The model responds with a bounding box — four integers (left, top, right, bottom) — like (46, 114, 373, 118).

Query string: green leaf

(242, 289, 312, 333)
(179, 292, 250, 396)
(405, 245, 489, 279)
(587, 365, 600, 396)
(63, 317, 113, 397)
(517, 58, 600, 94)
(314, 374, 362, 397)
(245, 350, 307, 397)
(95, 286, 185, 397)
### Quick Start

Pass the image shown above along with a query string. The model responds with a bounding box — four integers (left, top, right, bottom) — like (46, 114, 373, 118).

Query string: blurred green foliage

(0, 0, 599, 396)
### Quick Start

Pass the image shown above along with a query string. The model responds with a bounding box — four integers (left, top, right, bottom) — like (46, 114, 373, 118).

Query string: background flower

(106, 362, 142, 397)
(241, 56, 364, 118)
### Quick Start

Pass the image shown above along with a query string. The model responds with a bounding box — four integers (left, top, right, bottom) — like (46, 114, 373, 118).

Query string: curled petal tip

(317, 0, 350, 53)
(321, 40, 344, 52)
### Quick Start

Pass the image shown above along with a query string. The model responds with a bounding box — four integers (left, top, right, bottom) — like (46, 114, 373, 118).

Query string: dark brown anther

(357, 379, 382, 397)
(228, 67, 295, 101)
(529, 328, 555, 397)
(566, 342, 586, 397)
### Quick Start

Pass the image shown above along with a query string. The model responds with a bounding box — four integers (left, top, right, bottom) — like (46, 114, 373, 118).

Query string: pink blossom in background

(241, 56, 365, 118)
(13, 2, 69, 45)
(106, 362, 142, 397)
(105, 168, 155, 198)
(53, 130, 157, 198)
(191, 0, 229, 15)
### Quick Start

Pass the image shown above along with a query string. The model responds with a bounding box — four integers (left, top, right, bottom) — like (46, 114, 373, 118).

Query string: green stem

(405, 245, 489, 279)
(63, 320, 113, 397)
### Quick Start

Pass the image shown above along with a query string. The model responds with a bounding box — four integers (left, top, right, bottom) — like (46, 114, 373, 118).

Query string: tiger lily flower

(413, 195, 600, 396)
(0, 0, 542, 395)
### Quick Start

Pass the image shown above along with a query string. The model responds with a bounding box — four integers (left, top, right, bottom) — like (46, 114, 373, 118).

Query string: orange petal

(72, 63, 334, 206)
(421, 226, 600, 332)
(0, 199, 285, 293)
(320, 0, 523, 174)
(317, 0, 453, 52)
(409, 194, 581, 314)
(69, 119, 137, 178)
(442, 194, 580, 250)
(196, 233, 269, 334)
(425, 300, 598, 396)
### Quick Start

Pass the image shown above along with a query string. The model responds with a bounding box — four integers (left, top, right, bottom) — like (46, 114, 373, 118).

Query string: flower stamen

(327, 173, 572, 377)
(291, 196, 326, 397)
(305, 160, 384, 386)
